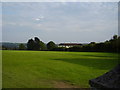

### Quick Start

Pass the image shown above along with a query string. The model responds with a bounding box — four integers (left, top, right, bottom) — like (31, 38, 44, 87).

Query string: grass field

(2, 50, 118, 88)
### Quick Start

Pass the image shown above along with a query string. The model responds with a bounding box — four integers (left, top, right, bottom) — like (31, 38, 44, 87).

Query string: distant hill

(0, 42, 27, 49)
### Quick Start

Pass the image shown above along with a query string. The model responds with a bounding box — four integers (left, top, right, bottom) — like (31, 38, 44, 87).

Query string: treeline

(68, 35, 120, 52)
(26, 37, 57, 51)
(2, 35, 120, 53)
(2, 43, 26, 50)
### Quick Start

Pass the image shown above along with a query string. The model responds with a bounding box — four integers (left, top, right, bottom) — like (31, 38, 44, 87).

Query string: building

(59, 43, 82, 48)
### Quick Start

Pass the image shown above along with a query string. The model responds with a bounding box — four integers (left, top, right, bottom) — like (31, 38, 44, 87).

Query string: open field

(2, 50, 118, 88)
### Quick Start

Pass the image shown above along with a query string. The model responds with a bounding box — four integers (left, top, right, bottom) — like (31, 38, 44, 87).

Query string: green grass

(2, 50, 118, 88)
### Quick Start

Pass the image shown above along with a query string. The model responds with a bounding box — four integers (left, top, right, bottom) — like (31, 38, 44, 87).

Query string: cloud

(2, 2, 118, 43)
(35, 18, 41, 21)
(35, 16, 44, 21)
(33, 16, 44, 21)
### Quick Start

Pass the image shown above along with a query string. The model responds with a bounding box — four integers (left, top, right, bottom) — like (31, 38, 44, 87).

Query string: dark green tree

(39, 41, 47, 50)
(34, 37, 41, 50)
(47, 41, 57, 50)
(2, 45, 7, 50)
(27, 39, 35, 50)
(118, 36, 120, 52)
(35, 37, 40, 43)
(19, 44, 26, 50)
(27, 37, 47, 51)
(113, 35, 118, 40)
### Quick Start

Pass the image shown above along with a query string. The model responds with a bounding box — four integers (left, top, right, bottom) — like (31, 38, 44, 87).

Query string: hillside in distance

(0, 42, 26, 49)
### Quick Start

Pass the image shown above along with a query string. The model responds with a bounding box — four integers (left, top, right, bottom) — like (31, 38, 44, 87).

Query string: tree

(2, 45, 7, 50)
(113, 35, 118, 40)
(34, 37, 41, 50)
(27, 39, 35, 50)
(118, 36, 120, 52)
(68, 46, 81, 52)
(39, 41, 47, 50)
(47, 41, 57, 50)
(19, 44, 26, 50)
(35, 37, 40, 43)
(27, 37, 47, 51)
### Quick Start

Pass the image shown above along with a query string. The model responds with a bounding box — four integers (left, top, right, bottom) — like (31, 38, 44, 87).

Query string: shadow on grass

(52, 57, 118, 70)
(80, 54, 115, 58)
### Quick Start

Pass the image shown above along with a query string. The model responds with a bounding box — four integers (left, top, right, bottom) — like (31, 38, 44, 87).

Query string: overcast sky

(2, 2, 118, 43)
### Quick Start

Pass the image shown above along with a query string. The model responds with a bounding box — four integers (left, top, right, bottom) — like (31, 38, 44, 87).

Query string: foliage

(39, 41, 47, 50)
(53, 47, 66, 51)
(27, 39, 35, 50)
(34, 37, 41, 50)
(27, 37, 47, 51)
(68, 35, 120, 53)
(69, 46, 81, 52)
(3, 35, 120, 52)
(2, 45, 8, 50)
(47, 41, 57, 50)
(19, 44, 26, 50)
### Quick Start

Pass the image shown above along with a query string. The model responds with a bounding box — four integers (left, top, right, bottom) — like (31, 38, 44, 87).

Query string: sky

(2, 2, 118, 43)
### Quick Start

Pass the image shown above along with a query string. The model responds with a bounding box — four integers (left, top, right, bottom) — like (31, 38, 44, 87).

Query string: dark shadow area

(51, 57, 118, 70)
(79, 54, 115, 58)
